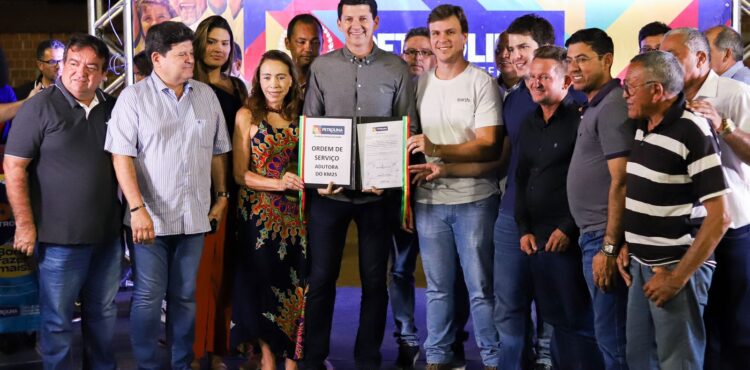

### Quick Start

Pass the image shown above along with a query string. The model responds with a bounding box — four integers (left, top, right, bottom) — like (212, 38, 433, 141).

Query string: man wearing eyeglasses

(565, 28, 634, 370)
(618, 50, 730, 370)
(387, 25, 437, 368)
(14, 39, 64, 100)
(637, 22, 670, 55)
(401, 27, 435, 78)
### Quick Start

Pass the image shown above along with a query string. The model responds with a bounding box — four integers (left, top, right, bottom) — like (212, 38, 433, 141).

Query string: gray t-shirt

(567, 79, 635, 233)
(5, 82, 122, 244)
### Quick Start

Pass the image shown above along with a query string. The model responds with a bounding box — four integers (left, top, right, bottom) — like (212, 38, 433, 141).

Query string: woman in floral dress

(232, 50, 306, 370)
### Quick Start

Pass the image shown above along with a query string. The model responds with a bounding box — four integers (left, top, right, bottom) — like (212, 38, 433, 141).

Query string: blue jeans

(416, 195, 500, 366)
(534, 312, 553, 367)
(579, 230, 629, 370)
(389, 230, 471, 349)
(389, 228, 420, 346)
(493, 212, 532, 370)
(37, 239, 122, 370)
(626, 260, 713, 370)
(130, 234, 204, 370)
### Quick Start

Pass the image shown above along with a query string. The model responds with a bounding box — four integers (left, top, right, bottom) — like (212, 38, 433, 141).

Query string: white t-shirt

(695, 70, 750, 228)
(415, 63, 502, 205)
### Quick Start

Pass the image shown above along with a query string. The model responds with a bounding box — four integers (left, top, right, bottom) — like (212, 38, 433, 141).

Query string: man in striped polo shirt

(105, 21, 231, 369)
(617, 51, 730, 370)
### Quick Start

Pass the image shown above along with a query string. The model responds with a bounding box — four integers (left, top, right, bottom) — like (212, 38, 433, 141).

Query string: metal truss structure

(89, 1, 747, 91)
(87, 0, 134, 94)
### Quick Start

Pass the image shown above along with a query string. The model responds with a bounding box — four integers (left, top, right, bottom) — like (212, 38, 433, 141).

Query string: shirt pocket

(196, 119, 214, 148)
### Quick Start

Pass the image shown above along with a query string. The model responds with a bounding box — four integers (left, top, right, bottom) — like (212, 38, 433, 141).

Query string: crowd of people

(2, 0, 750, 370)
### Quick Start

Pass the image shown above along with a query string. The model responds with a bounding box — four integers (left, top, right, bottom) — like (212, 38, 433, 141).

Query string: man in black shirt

(13, 39, 64, 100)
(4, 34, 122, 369)
(514, 45, 602, 370)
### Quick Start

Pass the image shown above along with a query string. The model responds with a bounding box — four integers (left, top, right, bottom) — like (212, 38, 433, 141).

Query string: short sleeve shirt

(567, 79, 636, 233)
(623, 95, 728, 265)
(694, 71, 750, 228)
(105, 74, 231, 236)
(415, 64, 502, 205)
(5, 81, 122, 244)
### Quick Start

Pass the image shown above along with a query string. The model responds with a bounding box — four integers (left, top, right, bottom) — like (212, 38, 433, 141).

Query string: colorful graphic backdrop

(242, 0, 733, 79)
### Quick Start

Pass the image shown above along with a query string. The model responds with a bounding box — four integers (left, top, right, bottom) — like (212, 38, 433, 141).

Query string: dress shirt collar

(149, 72, 193, 98)
(342, 44, 381, 64)
(532, 92, 579, 128)
(695, 70, 720, 100)
(638, 92, 686, 133)
(53, 77, 107, 109)
(588, 78, 621, 107)
(722, 61, 746, 79)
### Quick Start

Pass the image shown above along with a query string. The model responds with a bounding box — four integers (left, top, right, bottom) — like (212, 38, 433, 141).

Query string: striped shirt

(623, 94, 728, 266)
(105, 73, 232, 236)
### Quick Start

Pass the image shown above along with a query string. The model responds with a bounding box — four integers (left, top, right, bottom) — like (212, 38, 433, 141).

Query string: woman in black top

(192, 15, 248, 370)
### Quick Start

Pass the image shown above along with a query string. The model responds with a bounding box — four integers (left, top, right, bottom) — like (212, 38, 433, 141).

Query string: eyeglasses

(402, 49, 433, 58)
(565, 54, 603, 66)
(639, 46, 660, 54)
(622, 80, 658, 96)
(38, 59, 62, 66)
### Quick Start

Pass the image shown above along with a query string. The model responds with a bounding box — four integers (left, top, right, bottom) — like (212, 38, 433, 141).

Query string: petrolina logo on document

(371, 126, 389, 133)
(312, 125, 346, 136)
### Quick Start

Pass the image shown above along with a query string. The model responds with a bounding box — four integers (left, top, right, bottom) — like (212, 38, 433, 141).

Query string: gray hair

(706, 25, 743, 62)
(630, 51, 685, 96)
(665, 27, 711, 62)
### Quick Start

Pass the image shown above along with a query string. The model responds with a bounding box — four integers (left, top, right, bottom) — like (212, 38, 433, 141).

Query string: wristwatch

(215, 191, 230, 199)
(600, 242, 618, 257)
(720, 118, 736, 137)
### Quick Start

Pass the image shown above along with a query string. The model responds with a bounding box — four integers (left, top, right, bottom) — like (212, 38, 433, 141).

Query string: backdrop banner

(132, 1, 733, 81)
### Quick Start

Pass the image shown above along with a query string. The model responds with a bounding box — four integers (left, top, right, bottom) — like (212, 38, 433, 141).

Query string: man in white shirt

(704, 25, 750, 85)
(406, 4, 502, 369)
(660, 27, 750, 370)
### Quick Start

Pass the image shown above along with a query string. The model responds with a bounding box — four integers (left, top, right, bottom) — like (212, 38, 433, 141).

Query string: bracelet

(430, 144, 438, 157)
(129, 204, 145, 213)
(215, 191, 230, 199)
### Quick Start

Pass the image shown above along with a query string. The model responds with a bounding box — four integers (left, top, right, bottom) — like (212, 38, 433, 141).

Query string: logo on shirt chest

(457, 98, 471, 103)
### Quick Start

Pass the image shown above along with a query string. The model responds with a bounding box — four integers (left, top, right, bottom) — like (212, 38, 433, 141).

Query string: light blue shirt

(722, 61, 750, 85)
(105, 73, 231, 236)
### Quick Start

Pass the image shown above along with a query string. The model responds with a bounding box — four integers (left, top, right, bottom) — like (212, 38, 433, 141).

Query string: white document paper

(301, 117, 354, 187)
(357, 120, 405, 189)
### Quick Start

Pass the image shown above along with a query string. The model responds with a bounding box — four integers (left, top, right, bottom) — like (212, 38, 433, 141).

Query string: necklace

(266, 106, 283, 114)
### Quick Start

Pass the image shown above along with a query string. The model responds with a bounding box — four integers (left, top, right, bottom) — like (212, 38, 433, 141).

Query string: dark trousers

(303, 193, 392, 370)
(530, 240, 604, 370)
(705, 225, 750, 370)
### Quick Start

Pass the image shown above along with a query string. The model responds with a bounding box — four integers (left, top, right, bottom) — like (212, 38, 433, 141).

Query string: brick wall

(0, 33, 73, 88)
